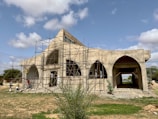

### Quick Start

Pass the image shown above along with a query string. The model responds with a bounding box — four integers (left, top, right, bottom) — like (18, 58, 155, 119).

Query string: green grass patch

(130, 97, 158, 105)
(32, 112, 51, 119)
(89, 104, 141, 115)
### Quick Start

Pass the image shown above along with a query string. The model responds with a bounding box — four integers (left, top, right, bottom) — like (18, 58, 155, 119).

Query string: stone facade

(21, 29, 150, 93)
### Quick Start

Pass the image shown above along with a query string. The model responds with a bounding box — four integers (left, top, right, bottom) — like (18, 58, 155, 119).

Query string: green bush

(107, 80, 113, 94)
(54, 84, 96, 119)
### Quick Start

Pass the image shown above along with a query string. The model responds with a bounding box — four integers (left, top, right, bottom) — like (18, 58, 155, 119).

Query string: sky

(0, 0, 158, 74)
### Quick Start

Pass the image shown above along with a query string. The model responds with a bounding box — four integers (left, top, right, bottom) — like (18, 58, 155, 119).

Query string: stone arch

(27, 65, 39, 80)
(113, 55, 142, 89)
(46, 49, 59, 65)
(89, 60, 107, 79)
(66, 59, 81, 76)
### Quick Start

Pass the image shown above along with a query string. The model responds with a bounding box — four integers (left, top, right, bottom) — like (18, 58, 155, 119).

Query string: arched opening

(113, 56, 142, 89)
(66, 60, 81, 76)
(46, 50, 59, 65)
(89, 60, 107, 79)
(27, 65, 39, 80)
(26, 65, 39, 88)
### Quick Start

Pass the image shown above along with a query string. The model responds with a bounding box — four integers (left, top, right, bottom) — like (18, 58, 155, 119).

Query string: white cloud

(9, 32, 42, 48)
(153, 9, 158, 21)
(61, 11, 77, 27)
(71, 0, 88, 5)
(138, 29, 158, 44)
(4, 0, 88, 28)
(4, 0, 88, 17)
(4, 0, 68, 17)
(150, 52, 158, 61)
(16, 15, 47, 27)
(44, 7, 88, 31)
(111, 8, 117, 15)
(146, 52, 158, 67)
(139, 29, 158, 51)
(44, 19, 60, 31)
(124, 29, 158, 66)
(44, 11, 78, 30)
(23, 16, 35, 27)
(44, 11, 77, 30)
(77, 7, 88, 20)
(127, 29, 158, 51)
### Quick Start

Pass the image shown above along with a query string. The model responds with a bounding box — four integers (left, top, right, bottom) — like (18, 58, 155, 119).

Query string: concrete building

(21, 29, 150, 93)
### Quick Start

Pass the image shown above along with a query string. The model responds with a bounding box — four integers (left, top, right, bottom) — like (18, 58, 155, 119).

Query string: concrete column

(140, 63, 148, 92)
(82, 64, 87, 91)
(108, 65, 115, 88)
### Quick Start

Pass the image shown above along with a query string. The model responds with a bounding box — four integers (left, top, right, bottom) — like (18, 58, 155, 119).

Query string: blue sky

(0, 0, 158, 73)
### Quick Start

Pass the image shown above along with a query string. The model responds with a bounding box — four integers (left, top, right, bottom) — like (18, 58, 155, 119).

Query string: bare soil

(0, 84, 158, 119)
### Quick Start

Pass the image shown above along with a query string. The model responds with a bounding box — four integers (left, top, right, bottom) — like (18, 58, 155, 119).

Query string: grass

(0, 86, 56, 119)
(53, 84, 96, 119)
(130, 97, 158, 105)
(32, 112, 51, 119)
(1, 85, 158, 119)
(89, 104, 141, 115)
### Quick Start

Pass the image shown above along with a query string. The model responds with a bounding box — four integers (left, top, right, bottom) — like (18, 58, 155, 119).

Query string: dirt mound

(150, 80, 158, 89)
(143, 104, 158, 114)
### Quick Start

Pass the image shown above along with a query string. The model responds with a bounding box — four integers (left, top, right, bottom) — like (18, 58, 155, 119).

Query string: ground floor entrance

(49, 71, 57, 87)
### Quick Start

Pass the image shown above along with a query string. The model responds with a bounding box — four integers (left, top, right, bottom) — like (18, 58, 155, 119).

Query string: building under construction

(21, 29, 150, 93)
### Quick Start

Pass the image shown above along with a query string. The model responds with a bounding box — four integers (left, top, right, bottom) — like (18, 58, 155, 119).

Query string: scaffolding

(21, 31, 108, 93)
(21, 30, 150, 93)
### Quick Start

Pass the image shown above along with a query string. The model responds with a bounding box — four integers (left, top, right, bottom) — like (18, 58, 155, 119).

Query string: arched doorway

(27, 65, 39, 88)
(113, 56, 142, 89)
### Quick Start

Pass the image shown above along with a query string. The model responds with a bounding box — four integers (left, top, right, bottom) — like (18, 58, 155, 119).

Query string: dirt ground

(0, 83, 158, 119)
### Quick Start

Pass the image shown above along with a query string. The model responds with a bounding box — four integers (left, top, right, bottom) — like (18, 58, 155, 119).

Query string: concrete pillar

(140, 63, 148, 92)
(107, 65, 114, 89)
(82, 64, 87, 91)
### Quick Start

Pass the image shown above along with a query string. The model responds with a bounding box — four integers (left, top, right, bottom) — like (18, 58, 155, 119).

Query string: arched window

(27, 65, 39, 80)
(66, 60, 81, 76)
(89, 60, 107, 79)
(46, 50, 59, 65)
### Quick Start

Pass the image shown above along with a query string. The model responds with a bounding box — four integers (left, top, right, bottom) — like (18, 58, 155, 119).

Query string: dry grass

(0, 85, 56, 119)
(0, 84, 158, 119)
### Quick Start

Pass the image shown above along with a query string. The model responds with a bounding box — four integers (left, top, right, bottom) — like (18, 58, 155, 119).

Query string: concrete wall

(21, 29, 150, 93)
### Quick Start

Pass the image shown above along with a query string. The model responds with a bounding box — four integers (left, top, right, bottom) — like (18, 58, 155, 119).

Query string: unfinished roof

(56, 29, 85, 46)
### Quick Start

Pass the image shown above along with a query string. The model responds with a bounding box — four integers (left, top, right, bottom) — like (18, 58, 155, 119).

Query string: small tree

(107, 80, 113, 94)
(3, 69, 22, 82)
(54, 84, 96, 119)
(146, 66, 158, 81)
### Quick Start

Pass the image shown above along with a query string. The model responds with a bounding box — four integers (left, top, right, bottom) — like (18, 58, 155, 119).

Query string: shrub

(54, 84, 96, 119)
(107, 80, 113, 94)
